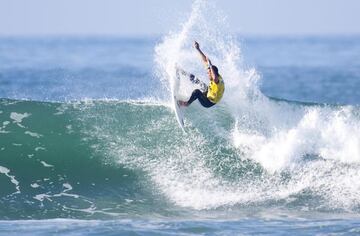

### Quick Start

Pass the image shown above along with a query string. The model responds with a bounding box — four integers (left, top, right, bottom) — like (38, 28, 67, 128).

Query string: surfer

(178, 41, 225, 108)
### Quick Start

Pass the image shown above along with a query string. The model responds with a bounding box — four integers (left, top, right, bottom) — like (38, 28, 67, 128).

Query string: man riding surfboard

(178, 41, 225, 108)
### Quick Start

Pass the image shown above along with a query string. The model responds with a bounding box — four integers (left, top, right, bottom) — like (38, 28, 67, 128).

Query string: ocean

(1, 1, 360, 235)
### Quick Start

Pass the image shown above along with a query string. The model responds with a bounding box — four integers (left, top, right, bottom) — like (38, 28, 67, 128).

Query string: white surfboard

(172, 69, 185, 132)
(173, 95, 185, 131)
(172, 66, 207, 132)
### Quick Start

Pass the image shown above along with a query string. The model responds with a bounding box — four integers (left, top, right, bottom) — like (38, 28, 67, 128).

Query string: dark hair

(211, 65, 219, 76)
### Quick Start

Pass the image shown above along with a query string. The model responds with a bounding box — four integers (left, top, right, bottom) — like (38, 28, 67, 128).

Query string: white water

(152, 0, 360, 211)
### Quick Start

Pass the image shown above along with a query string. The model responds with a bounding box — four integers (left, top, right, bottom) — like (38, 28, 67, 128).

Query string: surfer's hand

(194, 41, 200, 50)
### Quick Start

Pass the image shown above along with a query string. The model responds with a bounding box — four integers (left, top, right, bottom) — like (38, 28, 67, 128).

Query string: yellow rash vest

(207, 75, 224, 103)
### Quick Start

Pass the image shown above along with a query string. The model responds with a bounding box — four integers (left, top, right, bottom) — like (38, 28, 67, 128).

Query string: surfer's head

(208, 65, 219, 76)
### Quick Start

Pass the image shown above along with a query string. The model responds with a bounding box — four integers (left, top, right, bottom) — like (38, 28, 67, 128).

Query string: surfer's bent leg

(187, 89, 215, 108)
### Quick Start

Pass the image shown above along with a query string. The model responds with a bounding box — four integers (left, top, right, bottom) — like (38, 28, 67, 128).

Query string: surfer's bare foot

(178, 101, 188, 107)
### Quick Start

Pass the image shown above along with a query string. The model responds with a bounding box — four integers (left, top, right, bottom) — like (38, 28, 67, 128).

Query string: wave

(1, 97, 360, 220)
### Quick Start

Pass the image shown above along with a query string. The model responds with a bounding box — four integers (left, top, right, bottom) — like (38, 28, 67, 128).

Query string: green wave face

(0, 99, 180, 220)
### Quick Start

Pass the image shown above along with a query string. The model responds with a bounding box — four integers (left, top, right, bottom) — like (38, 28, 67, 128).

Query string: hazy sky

(0, 0, 359, 36)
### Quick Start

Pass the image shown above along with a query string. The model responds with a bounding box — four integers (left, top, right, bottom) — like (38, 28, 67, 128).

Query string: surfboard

(172, 68, 185, 132)
(173, 95, 185, 131)
(172, 66, 207, 132)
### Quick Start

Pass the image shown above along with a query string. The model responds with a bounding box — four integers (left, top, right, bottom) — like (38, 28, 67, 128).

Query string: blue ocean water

(1, 2, 360, 236)
(244, 36, 360, 105)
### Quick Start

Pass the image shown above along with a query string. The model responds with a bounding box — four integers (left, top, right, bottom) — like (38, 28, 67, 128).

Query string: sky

(0, 0, 359, 36)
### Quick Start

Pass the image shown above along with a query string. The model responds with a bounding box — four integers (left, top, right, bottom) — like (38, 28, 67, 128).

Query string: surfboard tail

(176, 67, 208, 92)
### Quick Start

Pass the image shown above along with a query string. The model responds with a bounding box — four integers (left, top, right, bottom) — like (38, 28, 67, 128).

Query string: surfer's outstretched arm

(194, 41, 219, 83)
(194, 41, 208, 67)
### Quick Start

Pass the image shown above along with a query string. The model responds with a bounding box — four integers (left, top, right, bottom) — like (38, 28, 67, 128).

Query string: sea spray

(152, 0, 360, 211)
(155, 0, 360, 173)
